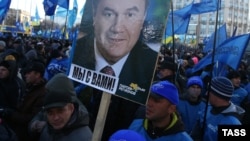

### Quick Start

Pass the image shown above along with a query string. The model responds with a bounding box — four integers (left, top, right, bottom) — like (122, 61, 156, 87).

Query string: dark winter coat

(39, 104, 92, 141)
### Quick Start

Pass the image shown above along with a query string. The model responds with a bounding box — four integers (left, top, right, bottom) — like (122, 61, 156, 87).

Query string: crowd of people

(0, 0, 250, 140)
(0, 33, 249, 141)
(0, 35, 88, 141)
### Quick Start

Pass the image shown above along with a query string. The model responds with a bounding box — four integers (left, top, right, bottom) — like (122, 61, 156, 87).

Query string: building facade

(172, 0, 250, 43)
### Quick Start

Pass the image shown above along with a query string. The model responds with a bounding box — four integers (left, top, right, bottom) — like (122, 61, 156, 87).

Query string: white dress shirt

(94, 39, 129, 77)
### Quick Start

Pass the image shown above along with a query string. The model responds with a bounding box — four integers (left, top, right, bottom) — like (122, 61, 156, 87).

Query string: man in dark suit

(70, 0, 158, 140)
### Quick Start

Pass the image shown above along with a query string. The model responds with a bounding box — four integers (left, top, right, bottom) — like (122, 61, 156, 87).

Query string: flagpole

(16, 0, 20, 22)
(170, 0, 177, 84)
(201, 0, 221, 138)
(50, 15, 55, 39)
(63, 10, 69, 40)
(44, 15, 47, 33)
(196, 15, 201, 48)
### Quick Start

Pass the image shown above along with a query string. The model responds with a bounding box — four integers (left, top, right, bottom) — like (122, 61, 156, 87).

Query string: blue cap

(187, 76, 203, 88)
(109, 130, 146, 141)
(150, 81, 179, 105)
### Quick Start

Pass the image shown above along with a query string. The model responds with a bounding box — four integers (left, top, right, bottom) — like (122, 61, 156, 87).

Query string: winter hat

(45, 73, 76, 97)
(150, 81, 179, 105)
(109, 130, 146, 141)
(2, 49, 19, 61)
(35, 42, 45, 51)
(14, 37, 22, 44)
(158, 57, 177, 72)
(0, 55, 16, 71)
(24, 61, 45, 75)
(210, 77, 234, 100)
(187, 76, 203, 88)
(43, 89, 73, 110)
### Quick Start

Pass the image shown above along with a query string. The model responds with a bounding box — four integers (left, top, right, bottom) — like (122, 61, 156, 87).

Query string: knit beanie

(210, 77, 234, 100)
(187, 76, 203, 88)
(109, 130, 146, 141)
(150, 81, 179, 105)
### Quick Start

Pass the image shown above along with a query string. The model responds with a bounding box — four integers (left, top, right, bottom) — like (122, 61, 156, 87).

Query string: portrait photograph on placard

(68, 0, 171, 104)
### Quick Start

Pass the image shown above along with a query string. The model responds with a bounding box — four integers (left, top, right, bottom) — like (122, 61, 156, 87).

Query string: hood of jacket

(221, 102, 245, 120)
(0, 59, 18, 82)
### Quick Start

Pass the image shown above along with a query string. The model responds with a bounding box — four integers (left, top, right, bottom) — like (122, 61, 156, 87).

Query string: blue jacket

(231, 87, 248, 106)
(44, 57, 70, 81)
(177, 99, 206, 134)
(129, 113, 193, 141)
(192, 103, 244, 141)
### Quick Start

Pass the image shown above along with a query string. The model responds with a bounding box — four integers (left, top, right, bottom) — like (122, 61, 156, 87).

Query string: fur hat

(158, 57, 177, 72)
(23, 61, 45, 75)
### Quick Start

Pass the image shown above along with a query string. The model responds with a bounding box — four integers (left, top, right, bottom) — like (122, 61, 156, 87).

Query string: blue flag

(43, 0, 57, 16)
(192, 33, 250, 73)
(50, 15, 55, 21)
(55, 6, 67, 17)
(189, 0, 220, 14)
(212, 61, 228, 77)
(203, 24, 227, 53)
(166, 14, 190, 36)
(67, 0, 78, 29)
(0, 0, 11, 24)
(165, 3, 192, 36)
(58, 0, 69, 9)
(80, 4, 85, 16)
(0, 0, 11, 8)
(15, 21, 24, 31)
(35, 5, 41, 21)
